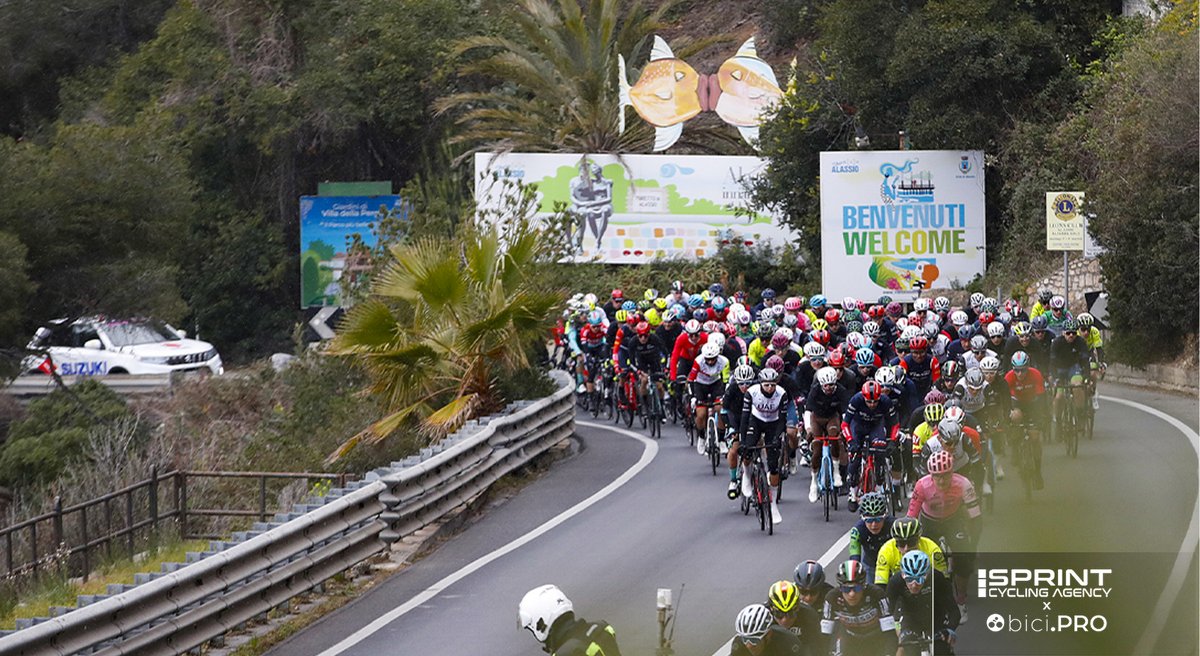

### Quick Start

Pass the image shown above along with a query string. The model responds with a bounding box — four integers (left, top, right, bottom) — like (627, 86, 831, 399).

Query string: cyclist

(847, 492, 894, 582)
(688, 342, 730, 451)
(668, 318, 705, 385)
(739, 368, 796, 525)
(1043, 295, 1073, 336)
(519, 584, 622, 656)
(827, 348, 859, 390)
(874, 516, 948, 586)
(748, 323, 776, 367)
(576, 309, 610, 399)
(766, 580, 822, 656)
(959, 335, 994, 371)
(795, 561, 835, 633)
(909, 451, 982, 622)
(1005, 351, 1046, 488)
(656, 305, 685, 353)
(618, 321, 667, 416)
(918, 419, 984, 493)
(886, 551, 959, 656)
(1025, 315, 1055, 371)
(806, 366, 852, 502)
(1049, 318, 1089, 440)
(899, 336, 940, 398)
(724, 363, 758, 498)
(1076, 312, 1106, 409)
(841, 380, 901, 512)
(753, 288, 779, 316)
(985, 321, 1009, 364)
(600, 289, 624, 323)
(821, 560, 897, 656)
(1029, 288, 1053, 319)
(887, 364, 919, 424)
(731, 603, 806, 656)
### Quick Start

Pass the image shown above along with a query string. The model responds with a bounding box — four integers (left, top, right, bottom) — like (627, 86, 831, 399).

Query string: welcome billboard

(474, 152, 797, 263)
(819, 150, 986, 301)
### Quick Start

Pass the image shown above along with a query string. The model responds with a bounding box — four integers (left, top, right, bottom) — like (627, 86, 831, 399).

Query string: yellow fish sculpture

(713, 37, 783, 146)
(618, 36, 702, 151)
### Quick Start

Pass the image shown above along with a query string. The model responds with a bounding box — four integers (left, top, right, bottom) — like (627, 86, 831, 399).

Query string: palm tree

(436, 0, 736, 154)
(326, 208, 561, 462)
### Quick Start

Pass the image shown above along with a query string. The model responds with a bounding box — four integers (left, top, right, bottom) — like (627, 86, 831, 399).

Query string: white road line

(1099, 395, 1200, 655)
(315, 420, 657, 656)
(710, 524, 853, 656)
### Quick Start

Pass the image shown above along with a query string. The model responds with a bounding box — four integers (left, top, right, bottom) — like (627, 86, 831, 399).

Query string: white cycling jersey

(691, 355, 729, 385)
(746, 384, 788, 422)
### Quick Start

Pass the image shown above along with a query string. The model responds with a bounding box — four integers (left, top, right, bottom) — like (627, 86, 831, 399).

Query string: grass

(0, 537, 208, 630)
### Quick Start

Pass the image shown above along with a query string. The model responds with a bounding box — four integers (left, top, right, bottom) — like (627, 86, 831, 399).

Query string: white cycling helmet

(950, 310, 968, 327)
(846, 332, 866, 349)
(803, 342, 827, 359)
(987, 321, 1006, 338)
(684, 319, 701, 335)
(862, 321, 880, 337)
(736, 310, 753, 326)
(937, 419, 963, 445)
(969, 335, 988, 352)
(943, 405, 966, 425)
(979, 356, 1001, 373)
(733, 364, 756, 384)
(816, 366, 839, 386)
(874, 366, 896, 386)
(708, 332, 727, 350)
(934, 296, 950, 312)
(914, 297, 931, 312)
(901, 325, 922, 340)
(701, 342, 721, 359)
(519, 585, 573, 643)
(841, 296, 857, 310)
(735, 603, 774, 640)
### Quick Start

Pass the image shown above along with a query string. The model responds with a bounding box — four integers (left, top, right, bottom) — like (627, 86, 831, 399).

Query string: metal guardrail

(2, 374, 173, 398)
(0, 370, 574, 655)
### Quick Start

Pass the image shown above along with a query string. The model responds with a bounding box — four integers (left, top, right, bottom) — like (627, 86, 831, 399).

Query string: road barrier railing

(0, 370, 574, 655)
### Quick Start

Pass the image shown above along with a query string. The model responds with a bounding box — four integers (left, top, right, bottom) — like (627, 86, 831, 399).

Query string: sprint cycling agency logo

(978, 568, 1112, 634)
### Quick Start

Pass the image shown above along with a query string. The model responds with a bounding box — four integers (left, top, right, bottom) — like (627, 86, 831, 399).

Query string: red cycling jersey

(1004, 368, 1045, 403)
(908, 473, 981, 521)
(669, 332, 706, 379)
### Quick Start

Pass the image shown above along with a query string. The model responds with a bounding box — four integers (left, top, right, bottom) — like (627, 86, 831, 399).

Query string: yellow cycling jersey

(874, 536, 949, 585)
(1083, 326, 1103, 350)
(747, 338, 768, 367)
(911, 422, 936, 455)
(1030, 301, 1048, 319)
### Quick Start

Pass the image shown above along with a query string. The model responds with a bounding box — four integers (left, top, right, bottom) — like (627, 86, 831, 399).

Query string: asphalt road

(269, 382, 1198, 656)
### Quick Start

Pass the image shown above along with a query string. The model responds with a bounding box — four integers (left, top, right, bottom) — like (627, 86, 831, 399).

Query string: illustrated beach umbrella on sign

(617, 36, 702, 152)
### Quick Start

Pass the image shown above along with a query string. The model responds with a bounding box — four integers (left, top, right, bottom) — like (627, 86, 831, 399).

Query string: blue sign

(299, 195, 405, 308)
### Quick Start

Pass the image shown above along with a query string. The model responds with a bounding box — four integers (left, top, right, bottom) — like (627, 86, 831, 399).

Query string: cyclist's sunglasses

(743, 634, 765, 647)
(898, 538, 919, 549)
(840, 584, 864, 593)
(863, 515, 886, 523)
(903, 573, 928, 585)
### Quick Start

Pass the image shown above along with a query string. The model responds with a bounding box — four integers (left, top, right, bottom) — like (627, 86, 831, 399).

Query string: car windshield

(101, 320, 181, 347)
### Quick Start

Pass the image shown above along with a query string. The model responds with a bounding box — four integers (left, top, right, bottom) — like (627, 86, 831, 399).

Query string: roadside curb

(1104, 363, 1198, 396)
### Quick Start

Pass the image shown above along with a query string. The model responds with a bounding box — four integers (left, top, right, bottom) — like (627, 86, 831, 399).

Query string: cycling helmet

(969, 335, 987, 352)
(909, 336, 929, 352)
(767, 580, 799, 614)
(711, 295, 728, 311)
(701, 342, 720, 360)
(519, 584, 573, 642)
(708, 332, 727, 350)
(636, 299, 652, 312)
(611, 289, 624, 301)
(671, 280, 684, 293)
(772, 305, 786, 318)
(1038, 288, 1053, 304)
(734, 364, 756, 384)
(703, 320, 720, 334)
(1011, 350, 1030, 369)
(1012, 321, 1032, 337)
(957, 325, 974, 341)
(811, 329, 831, 345)
(759, 367, 780, 383)
(765, 355, 785, 372)
(762, 288, 777, 300)
(980, 356, 1001, 373)
(943, 405, 965, 425)
(894, 336, 910, 352)
(803, 342, 827, 359)
(891, 516, 922, 541)
(614, 310, 628, 323)
(794, 560, 826, 590)
(855, 347, 876, 367)
(811, 318, 829, 332)
(964, 368, 985, 389)
(901, 550, 931, 582)
(771, 332, 791, 350)
(644, 288, 659, 302)
(759, 308, 775, 323)
(874, 366, 896, 386)
(836, 296, 852, 310)
(824, 308, 841, 323)
(891, 364, 906, 384)
(827, 349, 846, 367)
(846, 320, 864, 334)
(621, 300, 637, 313)
(736, 310, 753, 325)
(981, 297, 1000, 314)
(782, 314, 799, 329)
(836, 560, 867, 585)
(977, 311, 995, 326)
(914, 297, 931, 312)
(858, 491, 887, 517)
(950, 310, 968, 327)
(587, 309, 605, 326)
(734, 604, 773, 640)
(757, 323, 775, 340)
(810, 294, 828, 308)
(692, 309, 708, 322)
(684, 319, 701, 335)
(861, 380, 883, 401)
(635, 321, 651, 336)
(923, 389, 947, 405)
(687, 295, 704, 308)
(969, 292, 985, 309)
(928, 450, 954, 475)
(816, 366, 839, 386)
(733, 291, 746, 304)
(878, 295, 894, 304)
(987, 322, 1006, 338)
(1077, 312, 1094, 328)
(862, 321, 881, 337)
(941, 360, 960, 380)
(784, 296, 802, 311)
(846, 332, 867, 350)
(1063, 318, 1080, 332)
(1049, 295, 1066, 310)
(627, 312, 640, 325)
(923, 323, 941, 340)
(885, 301, 902, 317)
(709, 283, 725, 296)
(933, 296, 950, 312)
(584, 292, 599, 308)
(923, 403, 945, 425)
(1030, 314, 1049, 331)
(654, 297, 668, 310)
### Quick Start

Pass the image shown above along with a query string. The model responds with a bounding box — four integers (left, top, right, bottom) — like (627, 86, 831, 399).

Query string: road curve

(269, 381, 1197, 656)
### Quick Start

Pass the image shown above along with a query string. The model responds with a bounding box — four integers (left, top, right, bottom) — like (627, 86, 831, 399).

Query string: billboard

(299, 195, 406, 308)
(474, 153, 797, 263)
(819, 150, 986, 301)
(1045, 191, 1085, 251)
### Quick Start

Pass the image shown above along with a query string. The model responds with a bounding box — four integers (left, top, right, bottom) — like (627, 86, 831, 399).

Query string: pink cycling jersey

(907, 473, 981, 521)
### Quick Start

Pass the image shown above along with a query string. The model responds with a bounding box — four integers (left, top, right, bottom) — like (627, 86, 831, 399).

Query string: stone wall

(1022, 255, 1103, 315)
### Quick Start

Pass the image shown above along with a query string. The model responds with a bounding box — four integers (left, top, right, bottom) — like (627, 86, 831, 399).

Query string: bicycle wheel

(709, 434, 719, 476)
(649, 392, 662, 440)
(1065, 403, 1079, 458)
(755, 471, 768, 532)
(1020, 439, 1034, 501)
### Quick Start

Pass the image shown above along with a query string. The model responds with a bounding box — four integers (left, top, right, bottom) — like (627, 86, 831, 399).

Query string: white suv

(24, 317, 224, 376)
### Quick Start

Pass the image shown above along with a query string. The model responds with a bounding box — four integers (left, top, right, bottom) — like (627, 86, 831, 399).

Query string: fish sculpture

(868, 257, 941, 292)
(713, 37, 783, 146)
(618, 36, 702, 151)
